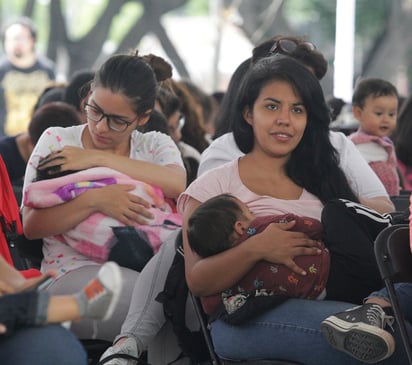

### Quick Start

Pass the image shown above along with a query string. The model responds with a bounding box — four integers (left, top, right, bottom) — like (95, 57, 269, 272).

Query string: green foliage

(182, 0, 210, 15)
(283, 0, 388, 43)
(355, 0, 387, 38)
(108, 2, 142, 43)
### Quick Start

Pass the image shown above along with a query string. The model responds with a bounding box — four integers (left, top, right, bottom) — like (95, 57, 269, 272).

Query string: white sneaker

(98, 337, 139, 365)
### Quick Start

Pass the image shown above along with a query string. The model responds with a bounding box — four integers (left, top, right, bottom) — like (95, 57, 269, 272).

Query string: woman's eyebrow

(89, 100, 130, 119)
(264, 97, 304, 106)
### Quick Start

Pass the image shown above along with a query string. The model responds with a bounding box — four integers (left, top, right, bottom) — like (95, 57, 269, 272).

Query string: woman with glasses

(20, 50, 186, 341)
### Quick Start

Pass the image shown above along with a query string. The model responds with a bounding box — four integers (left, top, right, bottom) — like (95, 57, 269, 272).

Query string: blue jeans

(0, 324, 87, 365)
(211, 284, 412, 365)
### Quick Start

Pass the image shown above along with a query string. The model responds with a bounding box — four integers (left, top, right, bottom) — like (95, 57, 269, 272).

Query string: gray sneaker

(79, 261, 123, 321)
(321, 303, 395, 363)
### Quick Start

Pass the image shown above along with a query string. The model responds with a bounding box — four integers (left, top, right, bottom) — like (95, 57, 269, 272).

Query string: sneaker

(78, 261, 123, 321)
(321, 303, 395, 363)
(98, 337, 139, 365)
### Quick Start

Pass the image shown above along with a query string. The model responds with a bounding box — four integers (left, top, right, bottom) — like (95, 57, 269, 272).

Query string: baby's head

(352, 78, 399, 138)
(187, 194, 255, 257)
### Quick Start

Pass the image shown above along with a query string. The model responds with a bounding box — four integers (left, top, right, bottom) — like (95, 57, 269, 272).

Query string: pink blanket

(24, 167, 182, 262)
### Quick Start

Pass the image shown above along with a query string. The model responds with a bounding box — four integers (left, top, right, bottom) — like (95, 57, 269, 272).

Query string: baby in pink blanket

(24, 166, 182, 263)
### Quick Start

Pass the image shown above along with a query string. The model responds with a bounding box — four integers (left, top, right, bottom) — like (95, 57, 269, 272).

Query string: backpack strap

(155, 235, 210, 364)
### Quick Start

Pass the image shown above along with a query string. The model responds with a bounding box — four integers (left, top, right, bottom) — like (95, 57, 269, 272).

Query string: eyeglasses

(84, 103, 136, 132)
(268, 39, 316, 56)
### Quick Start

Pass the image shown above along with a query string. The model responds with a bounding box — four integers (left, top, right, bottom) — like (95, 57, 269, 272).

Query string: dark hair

(252, 35, 328, 80)
(2, 16, 37, 45)
(213, 58, 252, 138)
(232, 54, 358, 205)
(171, 80, 209, 153)
(187, 194, 243, 257)
(64, 69, 95, 111)
(179, 79, 219, 131)
(33, 83, 67, 111)
(156, 85, 181, 119)
(392, 95, 412, 165)
(93, 51, 172, 117)
(352, 78, 399, 107)
(28, 101, 81, 144)
(141, 109, 170, 135)
(326, 96, 346, 121)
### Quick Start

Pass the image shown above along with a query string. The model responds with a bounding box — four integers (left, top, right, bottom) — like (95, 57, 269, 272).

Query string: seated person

(187, 193, 329, 322)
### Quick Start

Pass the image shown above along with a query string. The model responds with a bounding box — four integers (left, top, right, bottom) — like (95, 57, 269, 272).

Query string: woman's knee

(0, 325, 87, 365)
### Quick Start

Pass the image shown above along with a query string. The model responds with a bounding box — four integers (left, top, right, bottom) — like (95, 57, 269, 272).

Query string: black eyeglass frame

(268, 39, 316, 56)
(84, 103, 137, 132)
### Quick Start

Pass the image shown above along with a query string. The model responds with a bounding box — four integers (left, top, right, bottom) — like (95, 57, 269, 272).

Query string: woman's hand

(252, 220, 322, 275)
(37, 146, 101, 173)
(16, 271, 56, 293)
(88, 184, 155, 225)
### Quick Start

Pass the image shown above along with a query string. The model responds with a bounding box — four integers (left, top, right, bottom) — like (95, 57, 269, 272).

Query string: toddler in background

(349, 78, 400, 196)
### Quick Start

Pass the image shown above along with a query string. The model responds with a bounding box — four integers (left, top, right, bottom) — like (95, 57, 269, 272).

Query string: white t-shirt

(22, 125, 184, 276)
(178, 159, 324, 220)
(198, 131, 388, 199)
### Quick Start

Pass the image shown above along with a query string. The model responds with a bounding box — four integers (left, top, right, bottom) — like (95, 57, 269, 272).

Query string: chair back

(375, 224, 412, 283)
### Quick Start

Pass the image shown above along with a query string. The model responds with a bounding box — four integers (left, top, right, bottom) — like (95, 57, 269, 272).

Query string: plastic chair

(374, 224, 412, 365)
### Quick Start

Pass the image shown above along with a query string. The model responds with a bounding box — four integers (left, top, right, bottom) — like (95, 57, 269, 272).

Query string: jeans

(0, 324, 87, 365)
(0, 291, 50, 334)
(368, 282, 412, 323)
(211, 287, 412, 365)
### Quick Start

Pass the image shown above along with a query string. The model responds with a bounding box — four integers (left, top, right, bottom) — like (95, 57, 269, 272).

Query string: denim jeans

(368, 282, 412, 323)
(211, 290, 412, 365)
(0, 291, 50, 334)
(0, 324, 87, 365)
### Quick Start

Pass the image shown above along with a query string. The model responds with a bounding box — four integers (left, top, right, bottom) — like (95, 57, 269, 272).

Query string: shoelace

(366, 304, 395, 331)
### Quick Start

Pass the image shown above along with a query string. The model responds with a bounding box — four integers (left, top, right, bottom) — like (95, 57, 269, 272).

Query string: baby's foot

(75, 261, 122, 321)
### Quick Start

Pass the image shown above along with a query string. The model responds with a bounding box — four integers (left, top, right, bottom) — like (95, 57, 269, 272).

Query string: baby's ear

(352, 105, 362, 121)
(234, 220, 248, 235)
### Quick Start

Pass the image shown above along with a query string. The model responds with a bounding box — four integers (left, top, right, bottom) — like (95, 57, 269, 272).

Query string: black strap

(97, 353, 141, 365)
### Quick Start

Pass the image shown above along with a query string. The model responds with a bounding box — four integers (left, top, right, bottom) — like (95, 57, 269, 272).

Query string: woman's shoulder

(131, 130, 174, 146)
(35, 125, 84, 148)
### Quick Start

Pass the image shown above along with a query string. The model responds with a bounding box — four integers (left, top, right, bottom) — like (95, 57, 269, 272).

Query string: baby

(187, 193, 330, 322)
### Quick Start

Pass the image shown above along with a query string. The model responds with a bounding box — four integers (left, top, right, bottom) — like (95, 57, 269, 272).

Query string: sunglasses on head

(268, 39, 316, 56)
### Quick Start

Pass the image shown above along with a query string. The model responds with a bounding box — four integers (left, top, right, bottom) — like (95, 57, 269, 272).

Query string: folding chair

(374, 224, 412, 364)
(168, 231, 301, 365)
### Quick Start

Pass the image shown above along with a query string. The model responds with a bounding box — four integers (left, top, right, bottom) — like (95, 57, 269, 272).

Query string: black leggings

(322, 199, 389, 304)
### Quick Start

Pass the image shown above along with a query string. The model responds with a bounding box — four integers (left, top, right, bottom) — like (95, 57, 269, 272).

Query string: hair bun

(142, 54, 172, 82)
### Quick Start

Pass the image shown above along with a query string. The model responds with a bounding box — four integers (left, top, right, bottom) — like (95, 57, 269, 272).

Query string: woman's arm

(23, 183, 154, 239)
(37, 147, 186, 199)
(182, 197, 322, 297)
(359, 196, 395, 214)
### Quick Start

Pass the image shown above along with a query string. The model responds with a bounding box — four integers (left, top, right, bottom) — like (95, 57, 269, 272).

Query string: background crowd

(1, 13, 412, 365)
